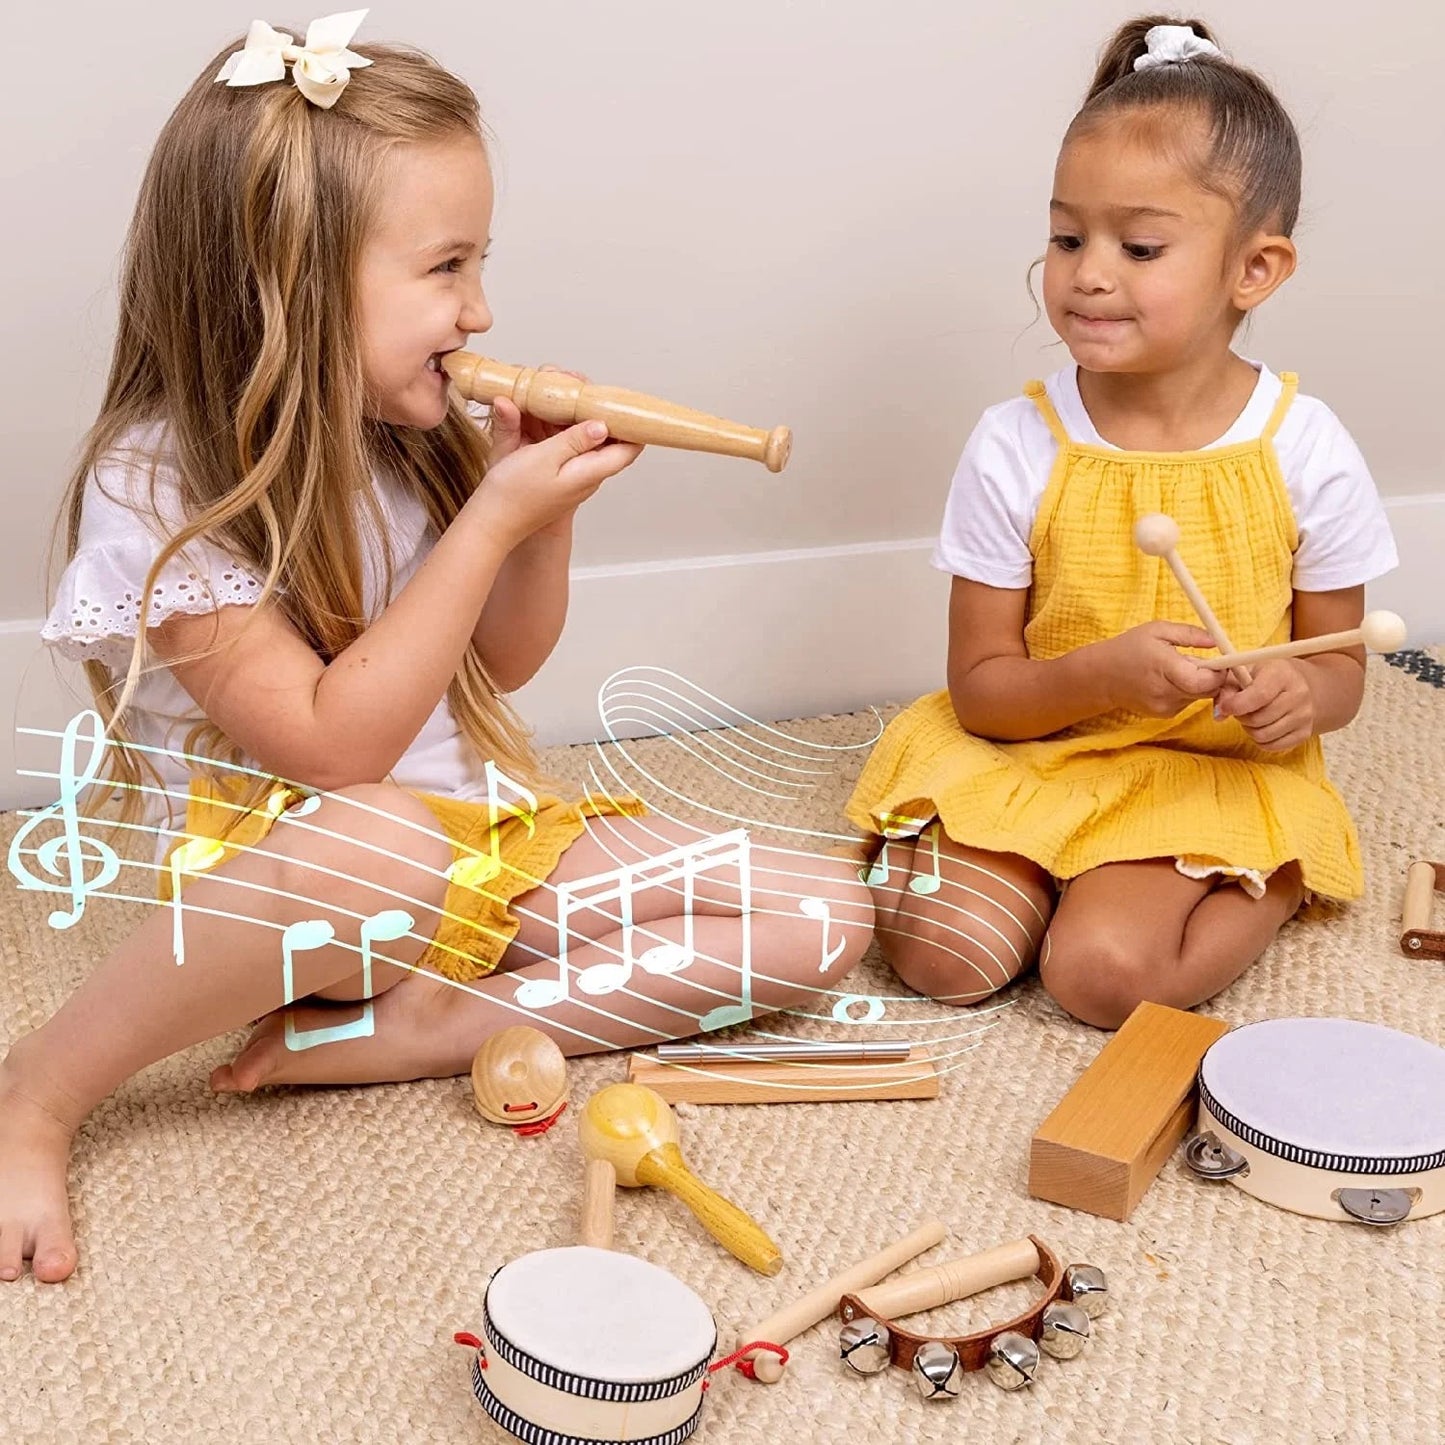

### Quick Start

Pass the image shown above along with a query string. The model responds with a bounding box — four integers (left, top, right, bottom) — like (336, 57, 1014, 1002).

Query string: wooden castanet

(577, 1082, 783, 1276)
(1198, 610, 1407, 672)
(442, 351, 792, 472)
(737, 1219, 947, 1383)
(1133, 512, 1251, 689)
(852, 1237, 1041, 1319)
(470, 1026, 568, 1131)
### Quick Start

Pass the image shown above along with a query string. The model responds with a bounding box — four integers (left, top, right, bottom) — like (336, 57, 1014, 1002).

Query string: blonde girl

(1, 13, 871, 1285)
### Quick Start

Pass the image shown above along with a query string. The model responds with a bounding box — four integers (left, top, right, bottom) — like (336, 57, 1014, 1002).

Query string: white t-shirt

(932, 360, 1399, 591)
(41, 421, 494, 845)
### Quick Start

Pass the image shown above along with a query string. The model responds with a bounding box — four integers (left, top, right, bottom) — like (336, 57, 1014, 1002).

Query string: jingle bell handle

(854, 1237, 1041, 1319)
(636, 1143, 783, 1276)
(579, 1158, 617, 1250)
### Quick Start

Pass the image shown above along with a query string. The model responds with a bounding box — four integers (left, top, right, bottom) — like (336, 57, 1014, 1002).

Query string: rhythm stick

(737, 1219, 947, 1383)
(1132, 513, 1252, 688)
(441, 351, 792, 472)
(1198, 610, 1407, 671)
(577, 1082, 783, 1275)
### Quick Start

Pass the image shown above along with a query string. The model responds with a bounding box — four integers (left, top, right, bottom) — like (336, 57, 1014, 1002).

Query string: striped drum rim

(470, 1354, 707, 1445)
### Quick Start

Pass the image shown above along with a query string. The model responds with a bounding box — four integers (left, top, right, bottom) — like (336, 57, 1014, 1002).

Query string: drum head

(486, 1246, 716, 1387)
(1199, 1018, 1445, 1172)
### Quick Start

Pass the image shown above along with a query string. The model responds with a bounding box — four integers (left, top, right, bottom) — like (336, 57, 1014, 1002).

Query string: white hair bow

(1133, 24, 1222, 72)
(215, 9, 372, 109)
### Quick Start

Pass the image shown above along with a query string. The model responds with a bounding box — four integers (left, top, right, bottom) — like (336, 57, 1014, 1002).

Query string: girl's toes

(210, 1017, 287, 1093)
(30, 1221, 77, 1283)
(0, 1225, 23, 1281)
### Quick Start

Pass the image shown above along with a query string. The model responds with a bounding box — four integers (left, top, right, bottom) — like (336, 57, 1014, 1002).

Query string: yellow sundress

(845, 373, 1362, 901)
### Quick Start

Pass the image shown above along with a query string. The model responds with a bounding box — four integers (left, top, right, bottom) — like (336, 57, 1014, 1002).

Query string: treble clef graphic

(7, 709, 121, 929)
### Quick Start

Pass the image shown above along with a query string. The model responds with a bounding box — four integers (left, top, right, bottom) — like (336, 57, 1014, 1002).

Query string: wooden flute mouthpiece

(441, 351, 792, 472)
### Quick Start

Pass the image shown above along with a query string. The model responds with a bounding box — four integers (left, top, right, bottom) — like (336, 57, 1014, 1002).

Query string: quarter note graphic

(168, 836, 226, 966)
(281, 908, 414, 1052)
(8, 709, 120, 929)
(909, 824, 942, 896)
(798, 895, 847, 972)
(448, 761, 539, 890)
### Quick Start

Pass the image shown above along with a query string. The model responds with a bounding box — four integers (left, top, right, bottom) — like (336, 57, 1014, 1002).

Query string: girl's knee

(785, 853, 876, 982)
(880, 910, 1019, 1007)
(269, 783, 452, 910)
(1040, 929, 1155, 1030)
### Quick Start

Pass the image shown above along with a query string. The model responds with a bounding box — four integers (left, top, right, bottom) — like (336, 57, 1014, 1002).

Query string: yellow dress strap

(1261, 371, 1299, 442)
(1023, 379, 1071, 446)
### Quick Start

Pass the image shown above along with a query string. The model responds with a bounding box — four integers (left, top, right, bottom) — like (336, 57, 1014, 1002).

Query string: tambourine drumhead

(473, 1245, 716, 1445)
(1196, 1019, 1445, 1222)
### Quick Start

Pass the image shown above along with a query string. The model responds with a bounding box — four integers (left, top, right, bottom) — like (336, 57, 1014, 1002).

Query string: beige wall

(3, 0, 1440, 604)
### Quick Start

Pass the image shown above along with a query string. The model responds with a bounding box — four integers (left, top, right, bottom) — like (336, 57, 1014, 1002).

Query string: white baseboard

(4, 494, 1443, 812)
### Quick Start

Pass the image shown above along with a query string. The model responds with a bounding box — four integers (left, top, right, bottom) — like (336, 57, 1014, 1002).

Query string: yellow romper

(158, 777, 646, 982)
(845, 373, 1363, 901)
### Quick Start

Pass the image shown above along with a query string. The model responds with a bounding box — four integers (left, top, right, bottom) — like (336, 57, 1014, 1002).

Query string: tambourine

(1184, 1018, 1445, 1226)
(836, 1236, 1108, 1397)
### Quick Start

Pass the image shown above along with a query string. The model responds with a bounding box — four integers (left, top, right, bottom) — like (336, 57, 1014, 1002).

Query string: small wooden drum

(1184, 1018, 1445, 1225)
(467, 1244, 718, 1444)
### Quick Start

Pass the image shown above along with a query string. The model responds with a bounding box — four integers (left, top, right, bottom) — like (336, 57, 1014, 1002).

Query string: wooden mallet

(1133, 512, 1252, 689)
(1197, 610, 1407, 671)
(736, 1219, 948, 1383)
(577, 1082, 783, 1276)
(442, 351, 792, 472)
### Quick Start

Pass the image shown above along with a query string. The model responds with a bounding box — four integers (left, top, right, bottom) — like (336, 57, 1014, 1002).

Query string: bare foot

(210, 970, 476, 1091)
(0, 1047, 81, 1284)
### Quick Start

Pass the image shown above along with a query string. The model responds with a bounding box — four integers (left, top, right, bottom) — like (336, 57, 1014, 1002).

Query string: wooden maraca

(441, 351, 792, 472)
(1132, 512, 1252, 688)
(577, 1082, 783, 1276)
(1198, 610, 1407, 671)
(471, 1026, 568, 1135)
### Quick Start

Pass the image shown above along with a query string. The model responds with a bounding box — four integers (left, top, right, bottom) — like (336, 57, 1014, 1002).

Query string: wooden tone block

(626, 1047, 939, 1105)
(1028, 1002, 1231, 1221)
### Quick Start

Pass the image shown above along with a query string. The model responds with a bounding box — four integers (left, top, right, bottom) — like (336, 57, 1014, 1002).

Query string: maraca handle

(637, 1143, 783, 1276)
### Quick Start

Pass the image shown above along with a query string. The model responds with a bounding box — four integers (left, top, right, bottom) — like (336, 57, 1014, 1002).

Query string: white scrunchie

(1133, 23, 1222, 72)
(215, 9, 372, 110)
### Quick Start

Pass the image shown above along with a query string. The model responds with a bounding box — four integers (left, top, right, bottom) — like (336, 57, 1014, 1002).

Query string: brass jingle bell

(1064, 1263, 1109, 1319)
(839, 1317, 892, 1375)
(985, 1330, 1039, 1390)
(911, 1341, 963, 1401)
(1040, 1301, 1092, 1359)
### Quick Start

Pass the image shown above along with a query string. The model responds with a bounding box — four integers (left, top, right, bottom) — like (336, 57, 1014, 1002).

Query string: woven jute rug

(1, 656, 1442, 1444)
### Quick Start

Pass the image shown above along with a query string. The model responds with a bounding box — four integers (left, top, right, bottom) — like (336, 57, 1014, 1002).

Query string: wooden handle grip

(1165, 553, 1252, 689)
(442, 351, 791, 471)
(579, 1158, 616, 1250)
(741, 1218, 947, 1383)
(852, 1237, 1040, 1319)
(1403, 860, 1439, 934)
(637, 1143, 782, 1276)
(1200, 628, 1362, 672)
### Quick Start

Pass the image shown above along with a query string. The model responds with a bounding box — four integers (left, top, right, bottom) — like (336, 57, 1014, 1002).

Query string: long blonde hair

(51, 36, 540, 831)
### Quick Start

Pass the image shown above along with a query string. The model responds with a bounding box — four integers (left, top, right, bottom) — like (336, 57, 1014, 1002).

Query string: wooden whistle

(441, 351, 792, 472)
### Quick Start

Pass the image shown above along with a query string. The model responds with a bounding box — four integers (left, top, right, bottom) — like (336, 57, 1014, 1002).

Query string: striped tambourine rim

(471, 1356, 706, 1445)
(1198, 1076, 1445, 1175)
(481, 1299, 715, 1403)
